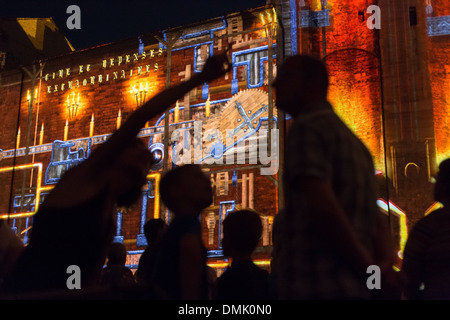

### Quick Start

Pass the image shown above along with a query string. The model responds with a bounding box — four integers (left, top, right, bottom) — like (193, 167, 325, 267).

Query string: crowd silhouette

(0, 52, 446, 300)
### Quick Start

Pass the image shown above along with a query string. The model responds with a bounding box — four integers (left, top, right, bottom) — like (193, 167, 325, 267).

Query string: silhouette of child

(135, 218, 167, 285)
(215, 209, 269, 300)
(0, 220, 23, 288)
(100, 242, 134, 288)
(151, 164, 212, 300)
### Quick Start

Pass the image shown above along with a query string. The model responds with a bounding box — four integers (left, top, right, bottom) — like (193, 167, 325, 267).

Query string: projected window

(195, 44, 212, 72)
(231, 45, 276, 94)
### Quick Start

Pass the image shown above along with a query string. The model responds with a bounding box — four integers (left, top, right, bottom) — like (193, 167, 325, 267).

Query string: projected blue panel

(298, 9, 330, 28)
(427, 16, 450, 37)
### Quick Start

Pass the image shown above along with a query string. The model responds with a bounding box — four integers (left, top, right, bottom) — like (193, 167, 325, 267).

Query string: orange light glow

(325, 44, 384, 171)
(16, 127, 21, 149)
(310, 0, 322, 11)
(147, 172, 160, 219)
(126, 77, 158, 109)
(329, 88, 384, 170)
(174, 100, 180, 123)
(425, 201, 443, 216)
(205, 94, 210, 118)
(116, 109, 122, 130)
(207, 259, 271, 269)
(0, 163, 43, 219)
(64, 119, 69, 141)
(39, 123, 44, 145)
(66, 92, 81, 120)
(433, 71, 450, 165)
(89, 114, 95, 137)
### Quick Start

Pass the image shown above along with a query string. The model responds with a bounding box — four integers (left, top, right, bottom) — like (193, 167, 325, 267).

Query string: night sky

(1, 0, 268, 50)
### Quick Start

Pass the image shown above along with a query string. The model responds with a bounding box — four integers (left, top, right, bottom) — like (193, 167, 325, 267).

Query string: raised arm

(44, 50, 231, 208)
(90, 50, 232, 163)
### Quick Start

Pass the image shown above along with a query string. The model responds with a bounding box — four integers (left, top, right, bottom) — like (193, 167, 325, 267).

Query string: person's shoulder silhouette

(402, 158, 450, 300)
(151, 164, 213, 300)
(100, 242, 135, 288)
(216, 209, 269, 300)
(135, 218, 167, 285)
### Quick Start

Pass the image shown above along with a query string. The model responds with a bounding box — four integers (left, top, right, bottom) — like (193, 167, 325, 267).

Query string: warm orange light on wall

(207, 259, 271, 269)
(205, 94, 210, 118)
(174, 100, 180, 123)
(329, 91, 383, 170)
(258, 7, 277, 38)
(126, 77, 158, 109)
(147, 172, 160, 219)
(39, 123, 44, 145)
(66, 92, 80, 120)
(116, 109, 122, 130)
(16, 127, 21, 149)
(424, 201, 443, 216)
(130, 82, 149, 107)
(26, 89, 37, 103)
(325, 47, 384, 171)
(89, 114, 95, 137)
(63, 119, 69, 141)
(310, 0, 322, 11)
(433, 73, 450, 165)
(0, 163, 43, 219)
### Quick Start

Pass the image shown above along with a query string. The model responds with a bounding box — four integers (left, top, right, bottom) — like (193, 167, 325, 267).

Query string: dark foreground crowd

(0, 51, 449, 300)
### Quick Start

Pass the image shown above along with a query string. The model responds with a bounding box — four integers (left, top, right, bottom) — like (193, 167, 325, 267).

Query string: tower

(378, 0, 437, 230)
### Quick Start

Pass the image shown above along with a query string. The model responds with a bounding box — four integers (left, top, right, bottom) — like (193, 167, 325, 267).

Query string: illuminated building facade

(0, 0, 448, 272)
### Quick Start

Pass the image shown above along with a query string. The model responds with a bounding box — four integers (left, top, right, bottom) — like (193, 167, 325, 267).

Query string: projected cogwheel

(201, 89, 276, 162)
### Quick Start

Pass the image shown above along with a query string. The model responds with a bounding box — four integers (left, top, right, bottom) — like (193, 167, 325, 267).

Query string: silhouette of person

(1, 138, 152, 295)
(151, 164, 212, 300)
(402, 159, 450, 299)
(206, 265, 217, 300)
(100, 242, 134, 288)
(271, 54, 395, 299)
(215, 209, 269, 300)
(0, 220, 23, 289)
(268, 208, 285, 299)
(1, 51, 231, 296)
(135, 218, 167, 285)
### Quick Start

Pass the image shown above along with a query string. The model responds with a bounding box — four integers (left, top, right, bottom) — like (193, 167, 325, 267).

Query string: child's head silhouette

(222, 209, 262, 259)
(159, 164, 212, 216)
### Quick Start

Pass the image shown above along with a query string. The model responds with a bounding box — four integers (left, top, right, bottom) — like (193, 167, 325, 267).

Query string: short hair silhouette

(273, 54, 329, 97)
(159, 164, 212, 215)
(106, 242, 128, 266)
(223, 209, 262, 255)
(144, 218, 166, 243)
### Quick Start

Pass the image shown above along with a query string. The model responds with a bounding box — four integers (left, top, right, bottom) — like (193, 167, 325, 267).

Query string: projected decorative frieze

(427, 16, 450, 36)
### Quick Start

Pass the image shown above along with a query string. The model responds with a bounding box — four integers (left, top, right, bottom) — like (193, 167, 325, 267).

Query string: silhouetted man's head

(144, 218, 167, 244)
(272, 55, 329, 116)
